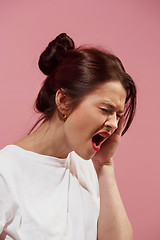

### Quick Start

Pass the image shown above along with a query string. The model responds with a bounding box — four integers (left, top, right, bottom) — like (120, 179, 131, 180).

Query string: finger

(115, 116, 124, 136)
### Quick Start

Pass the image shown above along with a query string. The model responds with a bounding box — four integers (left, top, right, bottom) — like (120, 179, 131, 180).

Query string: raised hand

(92, 116, 124, 172)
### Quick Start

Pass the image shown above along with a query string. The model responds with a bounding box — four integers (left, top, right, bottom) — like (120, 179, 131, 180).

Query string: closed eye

(100, 108, 123, 119)
(100, 108, 111, 114)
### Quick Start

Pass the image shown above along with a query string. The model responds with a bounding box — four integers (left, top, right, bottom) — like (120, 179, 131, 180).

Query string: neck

(15, 113, 71, 159)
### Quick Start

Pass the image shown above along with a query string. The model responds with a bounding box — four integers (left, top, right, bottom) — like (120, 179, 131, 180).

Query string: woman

(0, 33, 136, 240)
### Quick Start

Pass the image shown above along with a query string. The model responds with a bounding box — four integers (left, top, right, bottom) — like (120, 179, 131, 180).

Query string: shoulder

(69, 151, 96, 177)
(0, 145, 16, 167)
(0, 147, 19, 235)
(0, 145, 30, 187)
(67, 151, 99, 197)
(0, 145, 22, 170)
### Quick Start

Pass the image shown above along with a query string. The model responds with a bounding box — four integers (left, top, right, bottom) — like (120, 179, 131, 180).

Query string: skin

(16, 80, 126, 158)
(62, 80, 126, 161)
(15, 80, 133, 240)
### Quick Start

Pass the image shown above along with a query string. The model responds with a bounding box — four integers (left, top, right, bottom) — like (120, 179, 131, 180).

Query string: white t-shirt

(0, 145, 100, 240)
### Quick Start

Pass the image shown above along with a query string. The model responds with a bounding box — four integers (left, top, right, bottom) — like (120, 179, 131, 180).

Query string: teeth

(99, 133, 107, 138)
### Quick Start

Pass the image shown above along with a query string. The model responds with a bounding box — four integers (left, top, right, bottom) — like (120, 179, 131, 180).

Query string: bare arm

(92, 118, 133, 240)
(96, 162, 133, 240)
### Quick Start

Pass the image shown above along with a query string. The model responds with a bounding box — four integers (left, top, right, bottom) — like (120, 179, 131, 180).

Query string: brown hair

(32, 33, 136, 135)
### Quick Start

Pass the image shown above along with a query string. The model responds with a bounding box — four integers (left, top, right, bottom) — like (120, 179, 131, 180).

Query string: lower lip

(92, 140, 101, 151)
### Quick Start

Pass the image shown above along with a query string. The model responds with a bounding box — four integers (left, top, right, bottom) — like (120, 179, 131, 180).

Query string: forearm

(97, 164, 133, 240)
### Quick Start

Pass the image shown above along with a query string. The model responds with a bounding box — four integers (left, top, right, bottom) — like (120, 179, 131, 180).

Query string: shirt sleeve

(0, 174, 18, 235)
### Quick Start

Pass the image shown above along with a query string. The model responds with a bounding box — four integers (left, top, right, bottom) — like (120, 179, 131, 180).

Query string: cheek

(64, 104, 104, 146)
(66, 109, 91, 135)
(64, 106, 97, 146)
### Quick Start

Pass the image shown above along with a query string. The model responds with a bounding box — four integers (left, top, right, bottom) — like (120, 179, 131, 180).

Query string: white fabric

(0, 145, 100, 240)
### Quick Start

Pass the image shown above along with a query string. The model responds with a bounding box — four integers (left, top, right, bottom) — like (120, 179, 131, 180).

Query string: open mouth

(92, 132, 110, 151)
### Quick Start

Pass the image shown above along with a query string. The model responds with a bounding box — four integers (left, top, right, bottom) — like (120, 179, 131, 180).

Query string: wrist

(94, 159, 115, 178)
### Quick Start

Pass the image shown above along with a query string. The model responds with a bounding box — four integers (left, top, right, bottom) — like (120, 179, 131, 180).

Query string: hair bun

(38, 33, 75, 75)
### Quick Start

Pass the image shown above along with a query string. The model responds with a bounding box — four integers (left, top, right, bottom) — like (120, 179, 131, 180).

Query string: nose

(104, 114, 118, 131)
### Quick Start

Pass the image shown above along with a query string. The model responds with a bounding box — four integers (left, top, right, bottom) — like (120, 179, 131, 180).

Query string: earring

(62, 113, 67, 119)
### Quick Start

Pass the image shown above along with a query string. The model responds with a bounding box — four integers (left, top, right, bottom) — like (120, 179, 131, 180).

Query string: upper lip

(97, 131, 111, 138)
(92, 131, 111, 145)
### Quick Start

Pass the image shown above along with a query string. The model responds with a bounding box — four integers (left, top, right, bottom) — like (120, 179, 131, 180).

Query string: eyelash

(100, 108, 122, 119)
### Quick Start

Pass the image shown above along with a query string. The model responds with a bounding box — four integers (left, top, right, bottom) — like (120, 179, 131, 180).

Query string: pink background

(0, 0, 160, 239)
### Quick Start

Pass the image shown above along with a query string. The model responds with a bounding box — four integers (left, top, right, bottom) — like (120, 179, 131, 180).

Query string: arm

(96, 162, 133, 240)
(92, 118, 133, 240)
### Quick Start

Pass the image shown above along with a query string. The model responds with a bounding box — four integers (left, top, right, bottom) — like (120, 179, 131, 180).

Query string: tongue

(92, 134, 104, 146)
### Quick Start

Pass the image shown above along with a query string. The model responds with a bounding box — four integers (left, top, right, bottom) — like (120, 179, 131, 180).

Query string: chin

(74, 149, 94, 161)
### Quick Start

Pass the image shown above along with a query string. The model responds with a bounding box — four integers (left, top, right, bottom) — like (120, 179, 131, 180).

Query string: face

(63, 81, 127, 160)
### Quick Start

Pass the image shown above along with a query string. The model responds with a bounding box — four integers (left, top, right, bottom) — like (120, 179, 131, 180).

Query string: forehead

(85, 81, 127, 109)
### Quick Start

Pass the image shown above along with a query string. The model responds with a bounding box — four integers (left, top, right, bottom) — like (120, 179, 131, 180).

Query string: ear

(55, 89, 71, 117)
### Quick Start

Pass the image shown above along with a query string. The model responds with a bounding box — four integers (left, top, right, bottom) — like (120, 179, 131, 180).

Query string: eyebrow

(103, 102, 124, 114)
